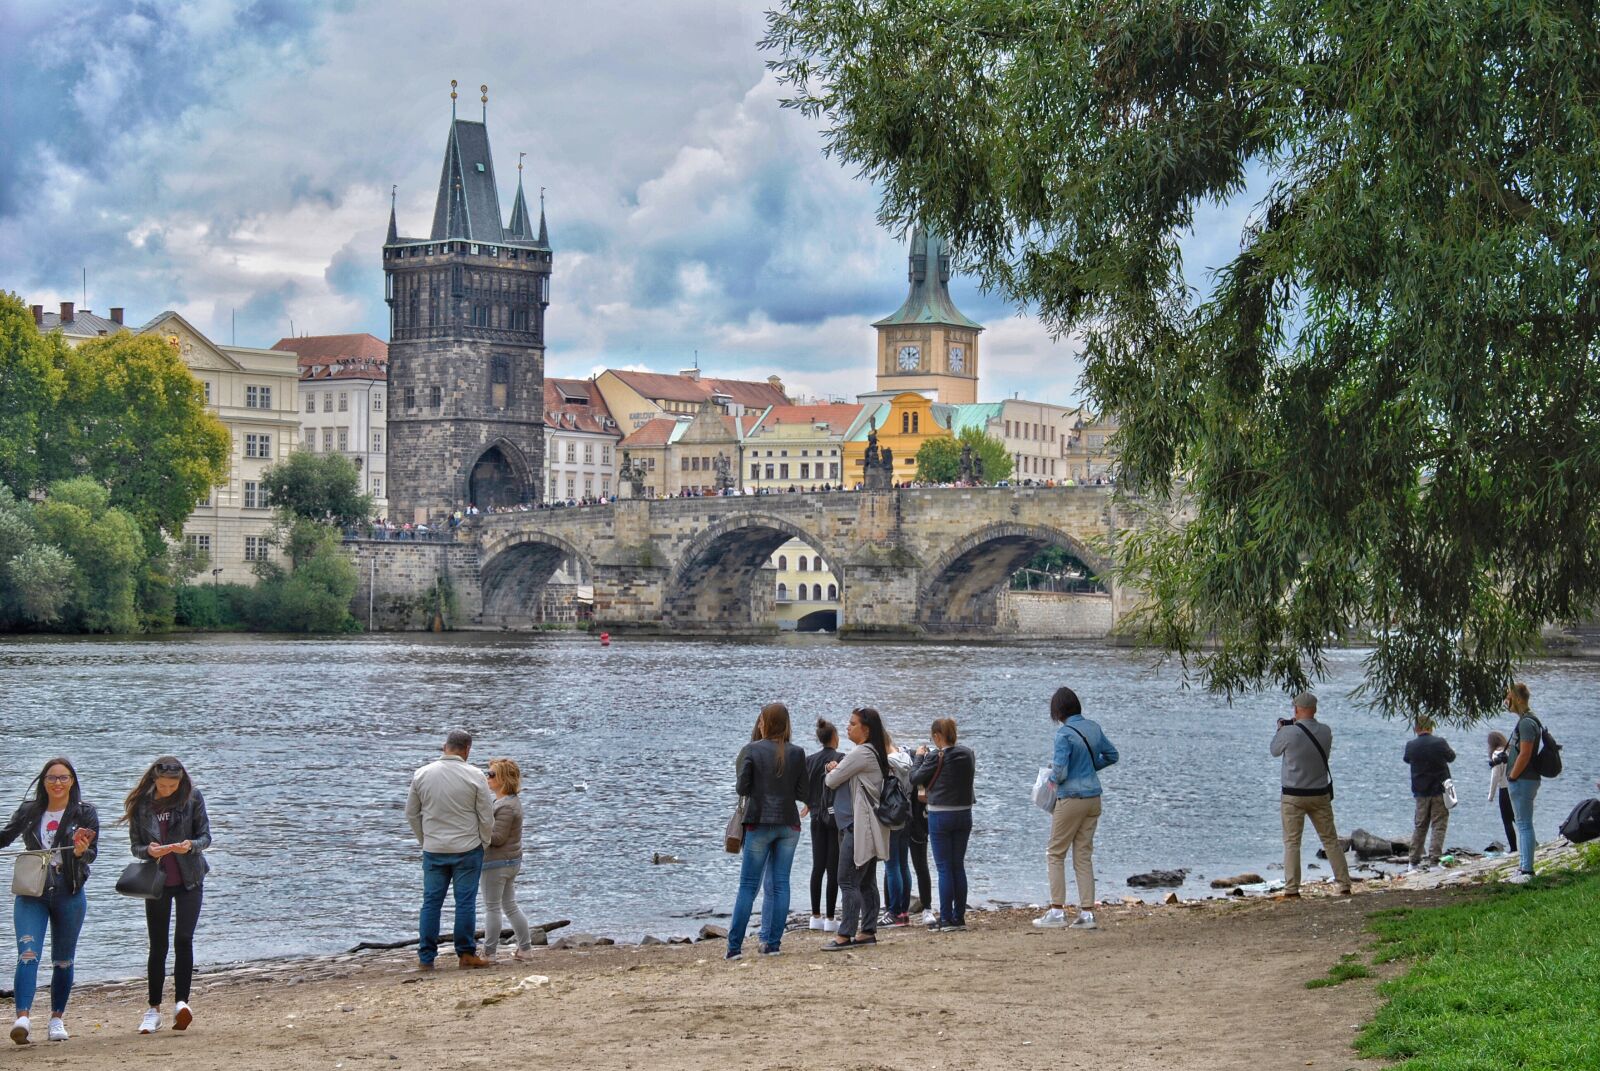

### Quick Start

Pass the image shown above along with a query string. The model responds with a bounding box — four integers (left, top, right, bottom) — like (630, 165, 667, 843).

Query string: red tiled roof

(544, 378, 620, 435)
(273, 334, 388, 382)
(608, 369, 788, 408)
(752, 403, 867, 433)
(618, 418, 680, 448)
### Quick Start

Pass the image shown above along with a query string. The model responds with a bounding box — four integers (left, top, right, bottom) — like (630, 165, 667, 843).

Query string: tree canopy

(261, 451, 372, 528)
(915, 426, 1014, 484)
(766, 1, 1600, 720)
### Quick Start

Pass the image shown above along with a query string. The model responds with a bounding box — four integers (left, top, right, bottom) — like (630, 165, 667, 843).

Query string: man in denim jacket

(1034, 686, 1119, 931)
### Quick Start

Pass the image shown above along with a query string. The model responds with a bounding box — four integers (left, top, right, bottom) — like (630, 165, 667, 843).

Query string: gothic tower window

(491, 355, 511, 408)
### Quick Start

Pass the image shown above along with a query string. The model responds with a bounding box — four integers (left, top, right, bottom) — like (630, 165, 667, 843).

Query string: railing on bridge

(342, 525, 459, 543)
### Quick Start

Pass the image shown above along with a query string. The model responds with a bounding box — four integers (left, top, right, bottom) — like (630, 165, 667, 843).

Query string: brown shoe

(1337, 886, 1354, 896)
(416, 961, 435, 972)
(1272, 892, 1301, 901)
(457, 952, 491, 969)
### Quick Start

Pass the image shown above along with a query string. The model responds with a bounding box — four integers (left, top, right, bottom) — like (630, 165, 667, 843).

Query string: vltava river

(3, 633, 1597, 980)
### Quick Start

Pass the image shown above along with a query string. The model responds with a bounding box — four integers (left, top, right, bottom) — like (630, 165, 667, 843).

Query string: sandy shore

(3, 874, 1475, 1071)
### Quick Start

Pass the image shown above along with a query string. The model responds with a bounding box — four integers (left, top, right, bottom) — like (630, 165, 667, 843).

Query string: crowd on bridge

(8, 681, 1578, 1045)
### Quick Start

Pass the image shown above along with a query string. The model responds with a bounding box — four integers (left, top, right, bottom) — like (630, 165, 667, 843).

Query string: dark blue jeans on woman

(927, 808, 973, 926)
(12, 885, 88, 1015)
(884, 827, 911, 916)
(727, 824, 801, 955)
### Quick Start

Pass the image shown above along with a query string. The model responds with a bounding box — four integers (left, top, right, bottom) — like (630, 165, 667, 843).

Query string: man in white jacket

(406, 730, 495, 970)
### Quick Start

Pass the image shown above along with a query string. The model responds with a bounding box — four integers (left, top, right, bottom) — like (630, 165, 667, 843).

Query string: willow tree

(766, 1, 1600, 720)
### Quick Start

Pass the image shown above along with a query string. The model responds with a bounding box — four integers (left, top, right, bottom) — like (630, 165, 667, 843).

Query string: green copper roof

(872, 225, 983, 331)
(942, 402, 1004, 435)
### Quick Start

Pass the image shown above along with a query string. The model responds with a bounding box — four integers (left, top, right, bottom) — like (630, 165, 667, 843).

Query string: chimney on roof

(60, 301, 74, 323)
(678, 368, 700, 381)
(768, 375, 784, 393)
(31, 305, 42, 326)
(110, 307, 124, 325)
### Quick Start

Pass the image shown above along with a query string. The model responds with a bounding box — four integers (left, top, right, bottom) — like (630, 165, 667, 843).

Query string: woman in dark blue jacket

(122, 757, 211, 1035)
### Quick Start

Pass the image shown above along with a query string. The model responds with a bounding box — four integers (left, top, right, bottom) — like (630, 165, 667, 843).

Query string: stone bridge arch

(477, 529, 594, 626)
(663, 512, 839, 633)
(918, 521, 1110, 632)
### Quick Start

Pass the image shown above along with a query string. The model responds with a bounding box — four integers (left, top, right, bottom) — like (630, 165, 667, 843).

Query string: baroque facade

(383, 97, 551, 520)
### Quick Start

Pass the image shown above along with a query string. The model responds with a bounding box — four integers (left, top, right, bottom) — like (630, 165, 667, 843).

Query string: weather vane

(518, 151, 526, 173)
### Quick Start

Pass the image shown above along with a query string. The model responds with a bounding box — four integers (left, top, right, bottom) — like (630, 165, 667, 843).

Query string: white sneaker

(1405, 865, 1421, 875)
(1506, 870, 1534, 884)
(921, 909, 938, 926)
(808, 916, 826, 931)
(47, 1018, 68, 1042)
(173, 1001, 193, 1031)
(9, 1017, 29, 1045)
(1032, 908, 1068, 928)
(822, 919, 838, 933)
(1069, 911, 1098, 930)
(139, 1008, 162, 1034)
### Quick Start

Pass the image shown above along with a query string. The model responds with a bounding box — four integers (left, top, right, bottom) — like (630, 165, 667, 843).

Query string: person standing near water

(1502, 682, 1542, 883)
(123, 757, 210, 1034)
(1271, 692, 1352, 898)
(726, 703, 807, 959)
(481, 758, 535, 961)
(803, 719, 843, 932)
(1487, 730, 1517, 853)
(2, 757, 99, 1045)
(823, 707, 891, 950)
(405, 730, 495, 970)
(1403, 718, 1455, 871)
(1035, 687, 1118, 930)
(912, 718, 976, 931)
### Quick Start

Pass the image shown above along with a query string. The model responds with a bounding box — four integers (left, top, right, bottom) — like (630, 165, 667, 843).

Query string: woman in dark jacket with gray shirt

(123, 756, 209, 1035)
(911, 719, 976, 931)
(727, 703, 807, 959)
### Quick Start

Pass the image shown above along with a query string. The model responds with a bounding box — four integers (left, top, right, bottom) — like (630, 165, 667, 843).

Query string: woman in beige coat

(821, 707, 891, 949)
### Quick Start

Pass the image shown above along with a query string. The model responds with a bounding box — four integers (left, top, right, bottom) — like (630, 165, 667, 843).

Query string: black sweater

(910, 745, 976, 808)
(737, 740, 809, 825)
(1403, 734, 1456, 797)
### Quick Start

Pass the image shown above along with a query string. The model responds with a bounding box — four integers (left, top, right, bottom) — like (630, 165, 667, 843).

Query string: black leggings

(1497, 787, 1518, 852)
(146, 884, 203, 1007)
(910, 825, 931, 909)
(809, 816, 838, 917)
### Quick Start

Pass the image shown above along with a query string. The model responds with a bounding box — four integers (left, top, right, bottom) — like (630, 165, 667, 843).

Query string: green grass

(1306, 952, 1374, 988)
(1354, 866, 1600, 1070)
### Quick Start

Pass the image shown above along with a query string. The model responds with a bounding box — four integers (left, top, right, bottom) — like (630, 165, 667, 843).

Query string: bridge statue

(959, 441, 975, 484)
(863, 418, 893, 491)
(712, 451, 734, 495)
(618, 450, 647, 499)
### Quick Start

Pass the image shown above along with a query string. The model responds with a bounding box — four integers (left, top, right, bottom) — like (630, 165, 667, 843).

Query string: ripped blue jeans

(12, 886, 87, 1015)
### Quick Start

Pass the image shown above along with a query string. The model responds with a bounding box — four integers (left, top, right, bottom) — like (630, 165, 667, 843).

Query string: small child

(1487, 730, 1516, 852)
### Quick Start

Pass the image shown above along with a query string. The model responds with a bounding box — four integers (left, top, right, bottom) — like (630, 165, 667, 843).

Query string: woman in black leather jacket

(122, 757, 211, 1035)
(2, 756, 99, 1045)
(911, 719, 977, 931)
(726, 703, 807, 959)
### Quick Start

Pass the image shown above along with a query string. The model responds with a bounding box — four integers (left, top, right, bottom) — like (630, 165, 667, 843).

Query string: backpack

(1528, 715, 1563, 778)
(1559, 798, 1600, 844)
(873, 752, 910, 831)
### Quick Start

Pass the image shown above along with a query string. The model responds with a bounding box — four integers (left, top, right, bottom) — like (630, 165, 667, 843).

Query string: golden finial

(450, 79, 458, 100)
(450, 78, 458, 120)
(480, 84, 488, 104)
(518, 151, 526, 173)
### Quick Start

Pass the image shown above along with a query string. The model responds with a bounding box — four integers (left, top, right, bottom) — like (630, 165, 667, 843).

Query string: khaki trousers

(1410, 795, 1450, 865)
(1046, 796, 1102, 908)
(1280, 792, 1351, 894)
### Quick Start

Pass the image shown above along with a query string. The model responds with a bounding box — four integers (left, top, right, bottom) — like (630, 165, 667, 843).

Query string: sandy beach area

(4, 876, 1466, 1071)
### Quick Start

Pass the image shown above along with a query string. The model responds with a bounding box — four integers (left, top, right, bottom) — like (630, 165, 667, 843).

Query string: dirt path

(11, 884, 1457, 1071)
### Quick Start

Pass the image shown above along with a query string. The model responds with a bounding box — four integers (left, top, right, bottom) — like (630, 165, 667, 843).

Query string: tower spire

(507, 154, 532, 239)
(536, 186, 549, 249)
(387, 184, 398, 243)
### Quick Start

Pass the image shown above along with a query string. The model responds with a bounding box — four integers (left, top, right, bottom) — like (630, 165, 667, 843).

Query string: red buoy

(600, 631, 611, 646)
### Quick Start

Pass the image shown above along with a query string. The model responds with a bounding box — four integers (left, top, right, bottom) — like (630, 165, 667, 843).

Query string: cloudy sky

(1, 0, 1255, 406)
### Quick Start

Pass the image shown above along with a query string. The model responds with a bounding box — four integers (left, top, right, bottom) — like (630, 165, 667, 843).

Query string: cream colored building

(594, 367, 787, 432)
(770, 542, 840, 631)
(989, 399, 1091, 484)
(141, 312, 301, 583)
(273, 334, 388, 515)
(740, 403, 864, 492)
(545, 378, 622, 503)
(615, 401, 760, 498)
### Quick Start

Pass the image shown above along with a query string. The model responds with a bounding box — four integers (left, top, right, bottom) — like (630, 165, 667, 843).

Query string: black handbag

(115, 859, 166, 899)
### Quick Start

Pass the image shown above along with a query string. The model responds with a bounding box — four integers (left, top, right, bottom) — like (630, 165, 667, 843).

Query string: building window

(912, 413, 919, 433)
(373, 430, 384, 453)
(184, 533, 212, 560)
(798, 557, 808, 572)
(902, 412, 910, 434)
(829, 463, 840, 479)
(429, 386, 442, 408)
(813, 584, 823, 601)
(373, 392, 383, 411)
(828, 583, 838, 600)
(338, 427, 349, 451)
(244, 433, 272, 459)
(1005, 420, 1012, 437)
(813, 556, 823, 571)
(583, 477, 593, 497)
(323, 428, 334, 452)
(583, 442, 594, 464)
(691, 457, 701, 472)
(338, 392, 348, 412)
(246, 385, 272, 409)
(565, 477, 575, 499)
(372, 475, 383, 498)
(602, 445, 612, 465)
(798, 585, 808, 601)
(244, 535, 268, 562)
(491, 355, 510, 407)
(800, 463, 810, 479)
(779, 464, 789, 479)
(765, 464, 774, 480)
(567, 443, 577, 463)
(601, 478, 610, 495)
(778, 555, 788, 570)
(404, 386, 416, 409)
(305, 392, 315, 414)
(750, 463, 760, 479)
(203, 381, 212, 404)
(777, 583, 788, 601)
(243, 482, 266, 509)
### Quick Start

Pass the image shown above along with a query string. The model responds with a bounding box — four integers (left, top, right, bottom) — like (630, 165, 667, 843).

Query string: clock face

(949, 346, 965, 373)
(897, 344, 921, 371)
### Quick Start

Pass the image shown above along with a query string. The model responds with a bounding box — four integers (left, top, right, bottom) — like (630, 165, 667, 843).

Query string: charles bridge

(348, 486, 1139, 636)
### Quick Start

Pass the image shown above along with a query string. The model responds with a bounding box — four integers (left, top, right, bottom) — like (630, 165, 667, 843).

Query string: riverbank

(7, 879, 1417, 1071)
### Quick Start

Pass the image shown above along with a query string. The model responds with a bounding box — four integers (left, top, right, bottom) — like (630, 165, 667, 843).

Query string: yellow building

(873, 226, 983, 404)
(770, 542, 840, 631)
(842, 392, 949, 487)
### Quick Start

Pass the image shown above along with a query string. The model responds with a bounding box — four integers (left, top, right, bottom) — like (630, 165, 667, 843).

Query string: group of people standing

(2, 756, 210, 1045)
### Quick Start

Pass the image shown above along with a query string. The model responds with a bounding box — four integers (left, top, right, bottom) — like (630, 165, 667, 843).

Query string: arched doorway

(919, 523, 1110, 633)
(795, 608, 838, 633)
(468, 443, 529, 510)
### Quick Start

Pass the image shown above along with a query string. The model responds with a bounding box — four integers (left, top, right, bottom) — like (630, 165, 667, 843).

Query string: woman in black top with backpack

(804, 719, 843, 932)
(123, 756, 211, 1035)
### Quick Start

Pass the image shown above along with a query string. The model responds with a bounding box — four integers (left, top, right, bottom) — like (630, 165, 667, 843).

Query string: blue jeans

(727, 824, 800, 955)
(419, 847, 484, 964)
(12, 885, 88, 1015)
(884, 827, 911, 915)
(1507, 777, 1539, 873)
(928, 809, 973, 925)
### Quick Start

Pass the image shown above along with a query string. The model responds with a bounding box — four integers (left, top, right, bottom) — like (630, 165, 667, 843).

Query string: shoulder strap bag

(115, 858, 167, 899)
(10, 850, 54, 898)
(1294, 722, 1335, 800)
(916, 750, 946, 803)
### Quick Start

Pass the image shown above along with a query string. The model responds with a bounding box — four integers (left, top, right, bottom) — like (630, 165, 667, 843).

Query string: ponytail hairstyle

(122, 756, 192, 825)
(759, 702, 793, 774)
(816, 717, 838, 748)
(851, 707, 891, 779)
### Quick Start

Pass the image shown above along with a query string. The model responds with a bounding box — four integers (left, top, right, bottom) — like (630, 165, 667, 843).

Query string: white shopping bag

(1032, 766, 1057, 815)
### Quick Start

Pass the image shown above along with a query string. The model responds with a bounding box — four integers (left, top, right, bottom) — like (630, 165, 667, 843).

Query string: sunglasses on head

(154, 763, 183, 776)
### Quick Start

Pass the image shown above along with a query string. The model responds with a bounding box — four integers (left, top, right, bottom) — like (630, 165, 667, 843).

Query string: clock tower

(873, 225, 982, 403)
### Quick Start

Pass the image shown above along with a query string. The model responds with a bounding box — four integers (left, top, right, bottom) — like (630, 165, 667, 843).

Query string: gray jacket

(824, 744, 889, 865)
(1271, 717, 1334, 795)
(406, 754, 494, 854)
(486, 795, 524, 863)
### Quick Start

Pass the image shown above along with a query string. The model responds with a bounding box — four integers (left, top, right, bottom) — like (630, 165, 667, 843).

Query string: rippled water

(2, 633, 1598, 981)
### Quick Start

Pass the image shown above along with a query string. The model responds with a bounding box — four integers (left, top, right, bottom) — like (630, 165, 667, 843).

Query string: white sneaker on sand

(1032, 908, 1067, 928)
(822, 919, 838, 933)
(1069, 911, 1098, 930)
(47, 1018, 68, 1042)
(173, 1002, 193, 1031)
(10, 1017, 29, 1045)
(139, 1008, 162, 1034)
(1506, 870, 1534, 884)
(921, 909, 938, 926)
(808, 916, 826, 931)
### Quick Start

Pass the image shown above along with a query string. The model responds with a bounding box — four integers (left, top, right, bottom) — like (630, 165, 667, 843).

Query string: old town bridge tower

(383, 85, 551, 521)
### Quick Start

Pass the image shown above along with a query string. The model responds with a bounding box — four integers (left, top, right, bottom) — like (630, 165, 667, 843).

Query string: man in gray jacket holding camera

(1271, 692, 1352, 899)
(406, 730, 495, 970)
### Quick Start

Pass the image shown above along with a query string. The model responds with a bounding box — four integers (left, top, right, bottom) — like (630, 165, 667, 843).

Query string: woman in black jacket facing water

(803, 718, 843, 932)
(911, 718, 977, 931)
(727, 703, 808, 959)
(123, 757, 211, 1035)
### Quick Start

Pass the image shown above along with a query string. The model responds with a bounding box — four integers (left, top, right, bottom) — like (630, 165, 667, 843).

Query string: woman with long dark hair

(123, 756, 211, 1034)
(726, 703, 808, 959)
(912, 718, 977, 931)
(822, 707, 891, 950)
(2, 757, 99, 1045)
(804, 718, 843, 932)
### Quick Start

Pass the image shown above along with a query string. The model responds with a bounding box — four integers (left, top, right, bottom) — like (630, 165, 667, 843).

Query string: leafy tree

(43, 332, 229, 540)
(766, 1, 1600, 720)
(916, 426, 1014, 484)
(245, 523, 358, 633)
(0, 487, 70, 628)
(0, 293, 66, 495)
(262, 451, 372, 527)
(30, 478, 145, 633)
(915, 435, 961, 483)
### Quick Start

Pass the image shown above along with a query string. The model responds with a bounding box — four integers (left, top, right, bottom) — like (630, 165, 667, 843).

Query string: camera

(1277, 718, 1292, 728)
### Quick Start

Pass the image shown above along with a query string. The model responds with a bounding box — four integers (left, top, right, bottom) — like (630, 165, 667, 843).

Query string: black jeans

(910, 815, 931, 910)
(146, 883, 203, 1007)
(836, 825, 879, 939)
(1497, 787, 1518, 852)
(809, 816, 839, 918)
